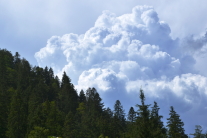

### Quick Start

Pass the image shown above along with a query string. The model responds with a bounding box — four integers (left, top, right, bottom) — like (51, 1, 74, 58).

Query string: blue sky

(1, 0, 207, 135)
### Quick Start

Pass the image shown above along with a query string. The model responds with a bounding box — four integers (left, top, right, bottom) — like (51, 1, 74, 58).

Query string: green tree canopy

(167, 106, 188, 138)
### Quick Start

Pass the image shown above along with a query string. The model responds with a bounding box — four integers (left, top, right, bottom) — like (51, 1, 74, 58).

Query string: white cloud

(35, 5, 207, 133)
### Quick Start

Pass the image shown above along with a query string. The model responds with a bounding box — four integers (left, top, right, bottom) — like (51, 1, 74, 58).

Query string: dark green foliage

(79, 89, 86, 103)
(27, 101, 63, 137)
(192, 125, 202, 138)
(58, 72, 78, 114)
(45, 101, 64, 136)
(28, 126, 49, 138)
(0, 48, 194, 138)
(135, 88, 152, 138)
(81, 87, 104, 137)
(114, 100, 125, 122)
(62, 111, 77, 138)
(113, 100, 126, 137)
(6, 88, 28, 138)
(0, 49, 14, 137)
(150, 101, 167, 138)
(61, 71, 70, 87)
(6, 55, 31, 138)
(13, 52, 21, 66)
(99, 108, 114, 137)
(126, 107, 137, 137)
(167, 106, 188, 138)
(85, 87, 104, 113)
(128, 107, 136, 122)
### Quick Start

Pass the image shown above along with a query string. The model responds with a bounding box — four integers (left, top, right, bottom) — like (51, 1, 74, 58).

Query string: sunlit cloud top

(35, 5, 207, 134)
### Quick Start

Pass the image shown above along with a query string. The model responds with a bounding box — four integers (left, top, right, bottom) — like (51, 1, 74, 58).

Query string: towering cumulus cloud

(35, 5, 207, 133)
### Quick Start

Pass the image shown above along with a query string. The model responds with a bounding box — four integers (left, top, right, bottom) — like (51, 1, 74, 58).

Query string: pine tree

(7, 58, 31, 138)
(150, 101, 167, 138)
(0, 49, 14, 137)
(84, 87, 104, 137)
(167, 106, 188, 138)
(128, 107, 136, 122)
(79, 89, 86, 103)
(191, 125, 203, 138)
(114, 100, 125, 121)
(45, 101, 64, 136)
(27, 76, 50, 137)
(75, 102, 88, 138)
(13, 52, 21, 68)
(85, 87, 103, 114)
(99, 107, 114, 137)
(62, 111, 77, 138)
(61, 71, 70, 87)
(112, 100, 126, 137)
(6, 89, 27, 138)
(135, 88, 152, 138)
(58, 72, 78, 114)
(126, 107, 137, 138)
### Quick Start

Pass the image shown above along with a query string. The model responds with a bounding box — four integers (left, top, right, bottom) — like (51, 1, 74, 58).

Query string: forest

(0, 48, 205, 138)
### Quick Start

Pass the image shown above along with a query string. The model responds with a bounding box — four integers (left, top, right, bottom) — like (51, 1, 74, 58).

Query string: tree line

(0, 48, 205, 138)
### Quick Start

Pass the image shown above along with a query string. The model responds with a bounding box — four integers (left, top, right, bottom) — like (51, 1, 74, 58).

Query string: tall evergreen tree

(126, 106, 137, 138)
(150, 101, 167, 138)
(0, 48, 197, 138)
(43, 67, 58, 101)
(128, 107, 136, 122)
(114, 100, 125, 121)
(62, 111, 77, 138)
(0, 49, 15, 137)
(84, 87, 104, 137)
(192, 125, 203, 138)
(6, 89, 27, 138)
(135, 88, 152, 138)
(85, 87, 103, 114)
(99, 107, 114, 137)
(61, 71, 70, 87)
(75, 102, 88, 138)
(79, 89, 86, 103)
(45, 101, 63, 136)
(59, 71, 78, 114)
(112, 100, 126, 137)
(167, 106, 188, 138)
(13, 52, 21, 68)
(7, 58, 31, 138)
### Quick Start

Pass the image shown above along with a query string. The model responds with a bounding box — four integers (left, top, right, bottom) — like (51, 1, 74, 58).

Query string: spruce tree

(62, 111, 77, 138)
(99, 108, 114, 137)
(0, 49, 14, 137)
(167, 106, 188, 138)
(150, 101, 167, 138)
(7, 89, 27, 138)
(112, 100, 126, 137)
(126, 107, 137, 137)
(45, 101, 63, 136)
(128, 107, 136, 122)
(58, 71, 78, 114)
(85, 87, 103, 114)
(84, 87, 104, 137)
(79, 89, 86, 103)
(7, 58, 31, 138)
(192, 125, 202, 138)
(135, 88, 152, 138)
(114, 100, 125, 121)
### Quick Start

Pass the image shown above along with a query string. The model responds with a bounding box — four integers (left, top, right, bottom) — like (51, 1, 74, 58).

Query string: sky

(1, 0, 207, 135)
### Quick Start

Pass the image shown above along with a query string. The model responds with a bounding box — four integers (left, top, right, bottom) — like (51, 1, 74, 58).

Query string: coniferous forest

(0, 48, 206, 138)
